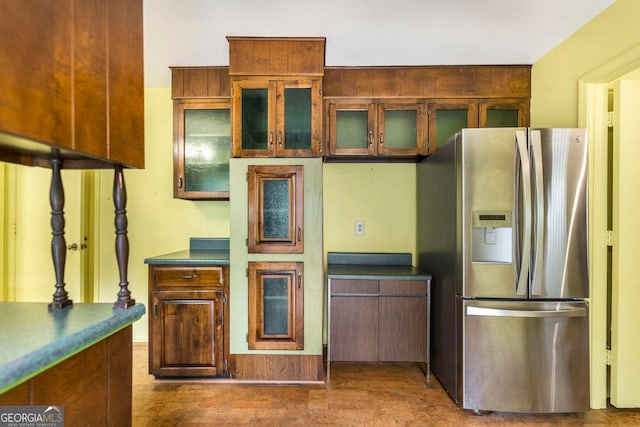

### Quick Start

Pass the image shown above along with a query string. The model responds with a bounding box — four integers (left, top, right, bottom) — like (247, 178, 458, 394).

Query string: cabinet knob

(269, 132, 274, 146)
(380, 132, 384, 146)
(277, 131, 283, 147)
(368, 130, 373, 147)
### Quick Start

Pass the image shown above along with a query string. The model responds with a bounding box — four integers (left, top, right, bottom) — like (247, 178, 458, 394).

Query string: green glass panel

(262, 179, 290, 239)
(384, 110, 416, 149)
(486, 109, 519, 127)
(183, 109, 230, 192)
(436, 109, 468, 148)
(263, 277, 289, 335)
(336, 110, 368, 149)
(242, 89, 268, 149)
(284, 88, 311, 150)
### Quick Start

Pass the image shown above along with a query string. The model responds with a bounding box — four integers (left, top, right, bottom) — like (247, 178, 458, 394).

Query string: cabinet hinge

(246, 333, 249, 343)
(222, 292, 227, 305)
(223, 358, 228, 372)
(606, 230, 614, 247)
(245, 238, 248, 247)
(245, 267, 248, 278)
(605, 347, 612, 366)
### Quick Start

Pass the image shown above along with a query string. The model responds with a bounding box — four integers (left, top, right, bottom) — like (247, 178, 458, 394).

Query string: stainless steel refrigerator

(417, 128, 590, 413)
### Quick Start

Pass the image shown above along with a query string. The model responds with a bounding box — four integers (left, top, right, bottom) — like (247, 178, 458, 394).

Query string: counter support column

(113, 165, 135, 309)
(49, 156, 72, 309)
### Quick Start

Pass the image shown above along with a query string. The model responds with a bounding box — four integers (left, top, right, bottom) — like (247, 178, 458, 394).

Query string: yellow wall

(96, 88, 230, 342)
(531, 0, 640, 126)
(532, 0, 640, 408)
(322, 163, 417, 259)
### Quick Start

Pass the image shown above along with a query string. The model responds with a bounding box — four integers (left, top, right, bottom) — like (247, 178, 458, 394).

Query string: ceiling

(143, 0, 615, 87)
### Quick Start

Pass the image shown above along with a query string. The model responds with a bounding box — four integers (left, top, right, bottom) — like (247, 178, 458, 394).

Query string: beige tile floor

(132, 344, 640, 426)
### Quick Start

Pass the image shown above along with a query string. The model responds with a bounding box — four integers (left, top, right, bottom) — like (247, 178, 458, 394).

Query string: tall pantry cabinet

(227, 37, 325, 381)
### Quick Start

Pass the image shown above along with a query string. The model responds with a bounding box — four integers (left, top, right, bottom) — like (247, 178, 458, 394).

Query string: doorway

(579, 46, 640, 408)
(1, 164, 95, 303)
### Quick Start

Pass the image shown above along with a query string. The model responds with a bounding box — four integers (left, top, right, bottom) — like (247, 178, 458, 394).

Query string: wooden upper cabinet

(327, 100, 426, 158)
(171, 67, 231, 200)
(247, 165, 304, 254)
(324, 66, 531, 160)
(427, 98, 530, 153)
(231, 78, 322, 157)
(228, 37, 325, 158)
(0, 0, 144, 169)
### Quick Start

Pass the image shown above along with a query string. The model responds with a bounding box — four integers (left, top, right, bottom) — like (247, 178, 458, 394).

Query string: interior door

(5, 165, 90, 302)
(609, 79, 640, 407)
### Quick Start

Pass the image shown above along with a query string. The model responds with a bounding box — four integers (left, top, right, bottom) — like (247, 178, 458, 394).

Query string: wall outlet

(354, 220, 365, 236)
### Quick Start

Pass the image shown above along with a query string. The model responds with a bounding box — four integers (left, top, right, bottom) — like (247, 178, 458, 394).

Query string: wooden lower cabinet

(330, 279, 428, 362)
(148, 265, 229, 377)
(0, 327, 133, 426)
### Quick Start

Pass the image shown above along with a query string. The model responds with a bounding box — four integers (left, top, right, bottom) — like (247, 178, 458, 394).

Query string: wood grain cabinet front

(148, 265, 229, 377)
(329, 279, 428, 363)
(327, 100, 427, 158)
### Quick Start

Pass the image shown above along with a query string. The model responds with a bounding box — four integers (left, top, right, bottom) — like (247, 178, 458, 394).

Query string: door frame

(578, 43, 640, 409)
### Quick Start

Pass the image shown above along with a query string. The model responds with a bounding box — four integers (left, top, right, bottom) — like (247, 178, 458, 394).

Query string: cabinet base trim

(229, 354, 323, 382)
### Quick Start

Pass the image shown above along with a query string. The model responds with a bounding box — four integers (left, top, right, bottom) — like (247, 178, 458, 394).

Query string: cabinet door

(479, 100, 529, 128)
(248, 262, 304, 350)
(174, 100, 231, 200)
(276, 79, 322, 157)
(327, 101, 376, 156)
(428, 102, 478, 152)
(247, 165, 304, 253)
(378, 280, 428, 362)
(329, 279, 379, 361)
(377, 102, 426, 156)
(150, 290, 225, 377)
(232, 78, 277, 157)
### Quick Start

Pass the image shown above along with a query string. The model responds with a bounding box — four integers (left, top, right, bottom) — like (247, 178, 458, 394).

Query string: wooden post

(49, 156, 73, 309)
(113, 165, 135, 308)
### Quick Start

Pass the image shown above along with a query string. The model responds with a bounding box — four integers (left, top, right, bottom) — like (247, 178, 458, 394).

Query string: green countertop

(0, 302, 145, 394)
(144, 237, 230, 266)
(326, 252, 431, 280)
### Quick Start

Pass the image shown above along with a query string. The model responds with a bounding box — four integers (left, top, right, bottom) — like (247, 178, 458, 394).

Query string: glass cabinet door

(232, 78, 321, 157)
(277, 79, 322, 156)
(174, 100, 231, 200)
(428, 102, 478, 152)
(248, 261, 304, 350)
(247, 165, 304, 254)
(377, 102, 426, 156)
(328, 102, 376, 155)
(479, 101, 529, 128)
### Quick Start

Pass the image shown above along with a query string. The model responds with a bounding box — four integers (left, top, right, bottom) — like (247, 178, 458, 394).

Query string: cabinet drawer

(379, 280, 427, 296)
(152, 266, 223, 288)
(331, 279, 378, 294)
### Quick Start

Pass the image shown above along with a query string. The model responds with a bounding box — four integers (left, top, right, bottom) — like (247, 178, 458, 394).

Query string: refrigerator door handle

(515, 130, 531, 296)
(466, 305, 587, 318)
(530, 130, 545, 296)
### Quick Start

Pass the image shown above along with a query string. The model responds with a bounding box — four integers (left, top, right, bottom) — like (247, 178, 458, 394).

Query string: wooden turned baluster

(113, 165, 135, 309)
(49, 157, 73, 309)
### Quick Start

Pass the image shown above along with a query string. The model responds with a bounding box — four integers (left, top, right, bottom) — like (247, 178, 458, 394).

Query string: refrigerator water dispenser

(471, 210, 512, 263)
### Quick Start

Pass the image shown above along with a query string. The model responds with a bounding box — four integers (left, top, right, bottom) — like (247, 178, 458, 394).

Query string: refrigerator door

(460, 128, 526, 298)
(530, 128, 589, 299)
(461, 299, 590, 413)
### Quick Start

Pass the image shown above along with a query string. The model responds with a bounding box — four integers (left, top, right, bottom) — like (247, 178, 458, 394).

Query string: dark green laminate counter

(0, 302, 145, 394)
(144, 238, 230, 266)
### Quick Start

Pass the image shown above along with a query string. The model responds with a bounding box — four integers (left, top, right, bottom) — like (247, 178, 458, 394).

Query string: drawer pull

(179, 274, 199, 280)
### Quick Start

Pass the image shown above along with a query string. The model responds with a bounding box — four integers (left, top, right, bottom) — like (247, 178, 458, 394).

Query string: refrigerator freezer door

(532, 128, 589, 298)
(460, 128, 524, 298)
(462, 300, 590, 413)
